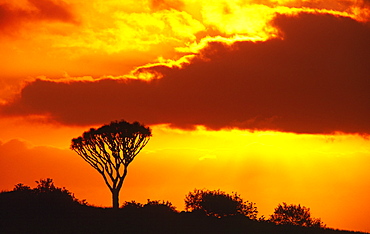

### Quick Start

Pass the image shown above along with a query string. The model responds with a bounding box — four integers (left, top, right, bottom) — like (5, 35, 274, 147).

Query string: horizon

(0, 0, 369, 233)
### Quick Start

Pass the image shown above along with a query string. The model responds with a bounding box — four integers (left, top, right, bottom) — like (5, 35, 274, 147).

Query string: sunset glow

(0, 0, 369, 232)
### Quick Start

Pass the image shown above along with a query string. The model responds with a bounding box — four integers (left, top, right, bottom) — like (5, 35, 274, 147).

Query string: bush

(184, 189, 258, 219)
(11, 178, 86, 206)
(122, 199, 178, 213)
(143, 200, 178, 213)
(269, 202, 325, 228)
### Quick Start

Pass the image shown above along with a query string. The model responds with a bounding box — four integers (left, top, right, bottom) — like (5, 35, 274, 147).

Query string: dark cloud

(0, 0, 75, 33)
(1, 13, 370, 134)
(150, 0, 185, 11)
(0, 4, 22, 32)
(28, 0, 74, 22)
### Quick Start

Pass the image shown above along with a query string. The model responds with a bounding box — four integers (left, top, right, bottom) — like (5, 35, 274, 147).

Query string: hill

(0, 190, 368, 234)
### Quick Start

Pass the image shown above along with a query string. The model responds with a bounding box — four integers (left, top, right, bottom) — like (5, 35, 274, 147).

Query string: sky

(0, 0, 369, 232)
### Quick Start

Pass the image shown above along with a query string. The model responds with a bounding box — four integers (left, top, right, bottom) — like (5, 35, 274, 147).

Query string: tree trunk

(112, 189, 120, 209)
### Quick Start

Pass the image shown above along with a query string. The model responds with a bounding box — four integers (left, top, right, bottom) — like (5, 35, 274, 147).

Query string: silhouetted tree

(185, 189, 258, 219)
(269, 202, 325, 228)
(71, 120, 152, 209)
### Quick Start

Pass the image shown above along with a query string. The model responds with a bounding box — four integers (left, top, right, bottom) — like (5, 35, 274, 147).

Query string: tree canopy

(71, 120, 151, 209)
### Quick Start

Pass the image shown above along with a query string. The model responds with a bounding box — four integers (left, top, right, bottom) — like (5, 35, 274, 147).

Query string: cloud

(1, 12, 370, 134)
(0, 0, 75, 34)
(28, 0, 75, 22)
(150, 0, 185, 11)
(25, 2, 205, 55)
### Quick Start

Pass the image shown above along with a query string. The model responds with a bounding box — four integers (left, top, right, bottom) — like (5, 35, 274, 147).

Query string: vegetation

(185, 189, 258, 219)
(71, 120, 151, 209)
(122, 199, 178, 213)
(270, 202, 325, 228)
(0, 180, 367, 234)
(11, 178, 85, 205)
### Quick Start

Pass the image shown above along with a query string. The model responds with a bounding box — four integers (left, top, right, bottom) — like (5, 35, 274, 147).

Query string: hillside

(0, 190, 368, 234)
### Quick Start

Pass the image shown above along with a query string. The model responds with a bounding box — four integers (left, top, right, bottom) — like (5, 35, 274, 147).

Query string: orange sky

(0, 0, 369, 232)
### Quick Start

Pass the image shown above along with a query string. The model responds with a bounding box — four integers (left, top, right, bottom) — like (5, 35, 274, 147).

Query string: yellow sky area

(53, 9, 204, 54)
(200, 3, 278, 39)
(104, 126, 370, 232)
(1, 122, 369, 231)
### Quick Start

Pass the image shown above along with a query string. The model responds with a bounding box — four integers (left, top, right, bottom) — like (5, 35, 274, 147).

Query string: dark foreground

(1, 191, 368, 234)
(1, 208, 368, 234)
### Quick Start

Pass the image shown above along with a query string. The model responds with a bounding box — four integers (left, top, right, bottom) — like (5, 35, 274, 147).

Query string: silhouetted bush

(122, 199, 178, 214)
(143, 199, 178, 213)
(1, 178, 86, 216)
(269, 202, 325, 228)
(33, 178, 81, 207)
(185, 189, 258, 219)
(13, 183, 31, 191)
(122, 200, 144, 209)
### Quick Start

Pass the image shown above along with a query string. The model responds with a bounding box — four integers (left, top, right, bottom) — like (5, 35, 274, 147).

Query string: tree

(269, 202, 325, 228)
(71, 120, 151, 209)
(184, 189, 258, 219)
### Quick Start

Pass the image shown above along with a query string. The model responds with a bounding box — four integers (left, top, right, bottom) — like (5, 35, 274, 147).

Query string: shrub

(184, 189, 258, 219)
(269, 203, 325, 228)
